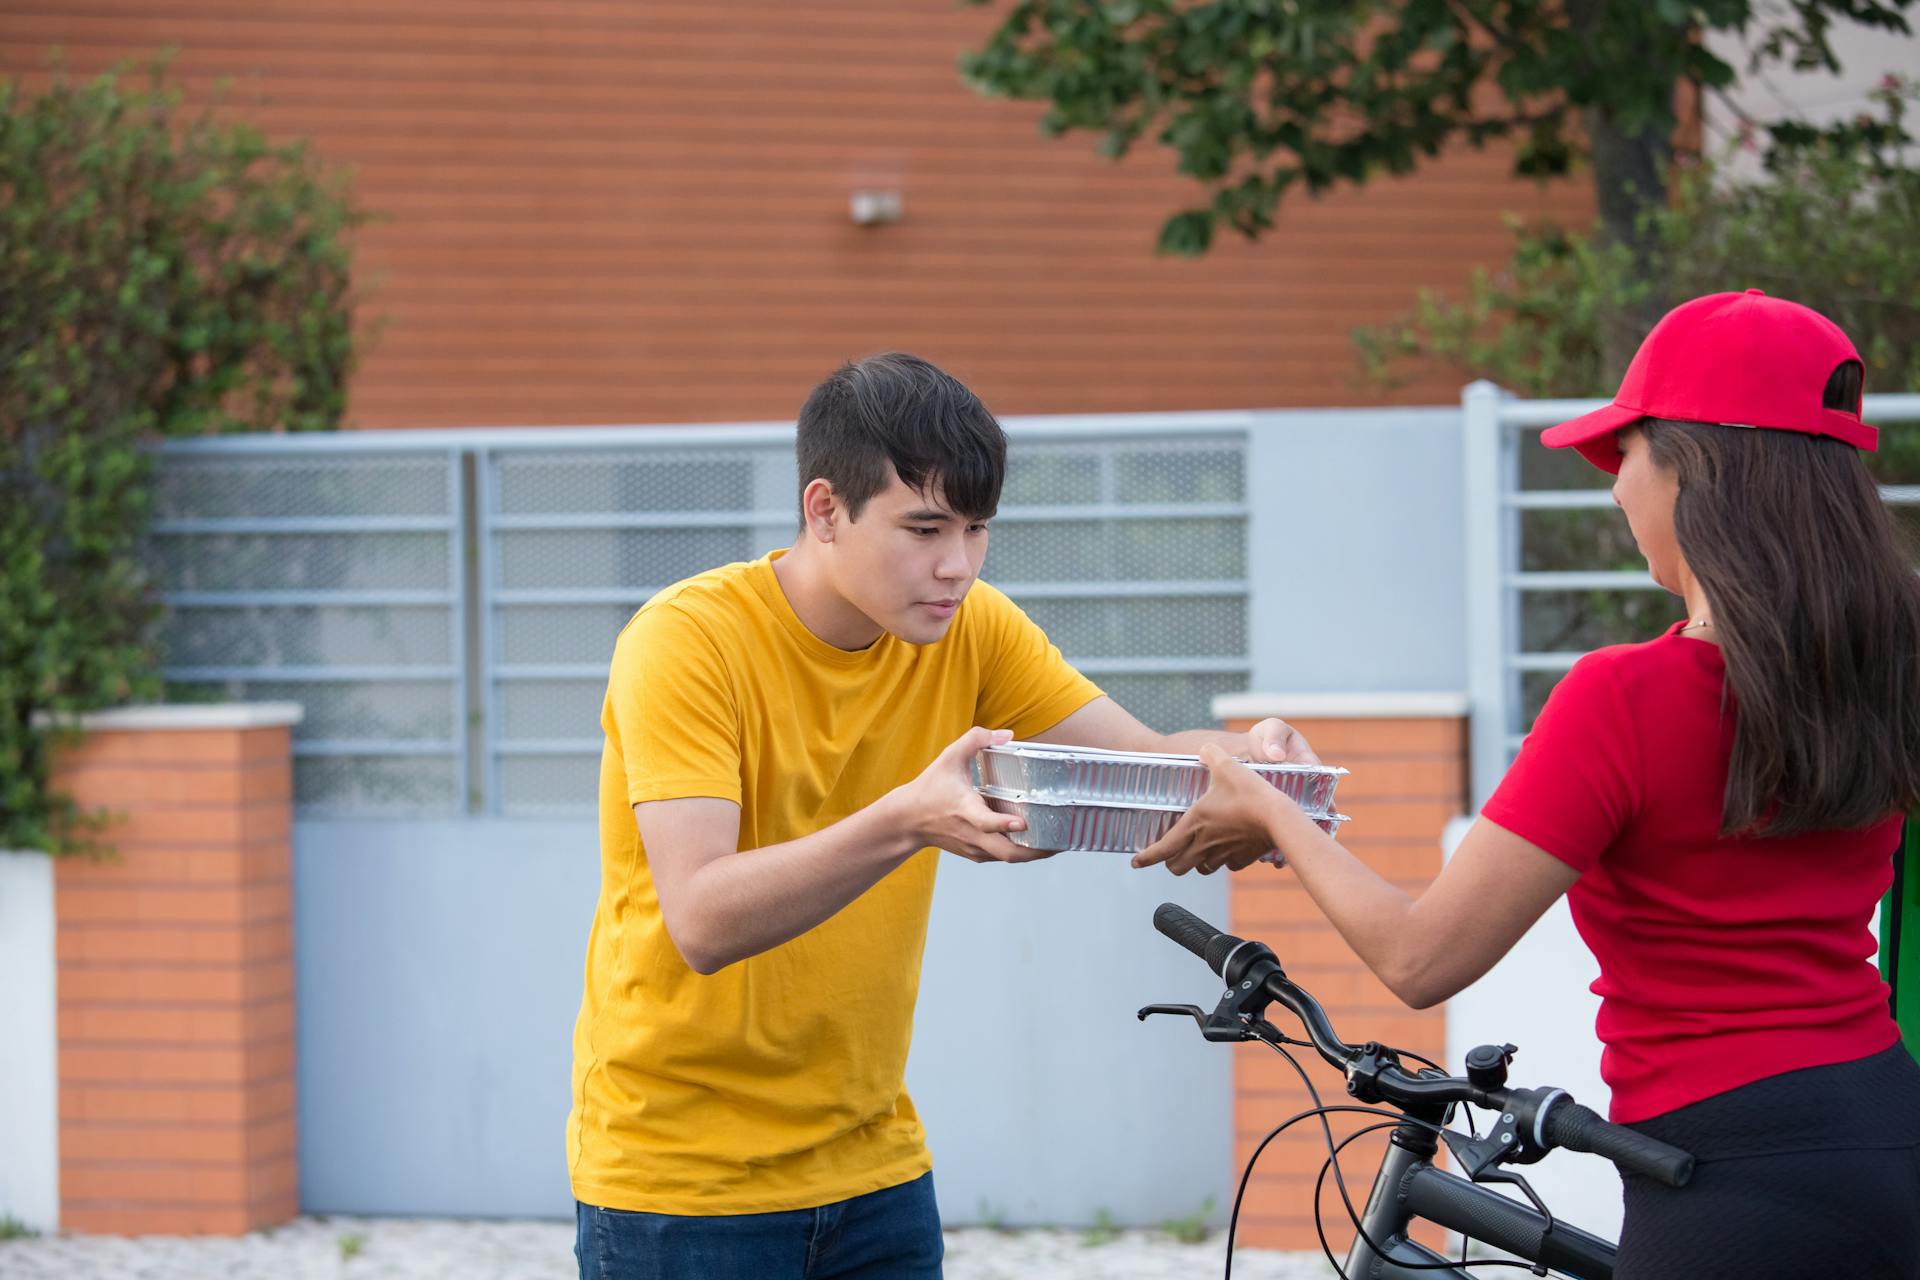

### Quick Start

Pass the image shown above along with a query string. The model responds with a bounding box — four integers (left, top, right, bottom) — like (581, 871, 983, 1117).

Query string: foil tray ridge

(983, 789, 1349, 855)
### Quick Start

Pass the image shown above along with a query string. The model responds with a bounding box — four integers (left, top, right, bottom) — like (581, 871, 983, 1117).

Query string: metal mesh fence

(152, 447, 466, 815)
(154, 421, 1252, 818)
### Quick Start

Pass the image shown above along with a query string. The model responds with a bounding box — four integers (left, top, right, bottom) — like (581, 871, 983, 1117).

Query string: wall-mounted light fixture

(849, 189, 904, 225)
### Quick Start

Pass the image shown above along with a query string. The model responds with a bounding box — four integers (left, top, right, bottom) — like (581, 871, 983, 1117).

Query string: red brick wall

(50, 713, 301, 1235)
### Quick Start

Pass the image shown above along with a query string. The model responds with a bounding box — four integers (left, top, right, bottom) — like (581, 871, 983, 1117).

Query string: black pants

(1613, 1044, 1920, 1279)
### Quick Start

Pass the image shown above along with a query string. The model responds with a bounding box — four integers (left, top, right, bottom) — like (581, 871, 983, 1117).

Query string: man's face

(826, 471, 991, 645)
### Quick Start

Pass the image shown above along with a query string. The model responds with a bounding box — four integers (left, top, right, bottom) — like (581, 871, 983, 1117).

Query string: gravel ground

(0, 1217, 1340, 1280)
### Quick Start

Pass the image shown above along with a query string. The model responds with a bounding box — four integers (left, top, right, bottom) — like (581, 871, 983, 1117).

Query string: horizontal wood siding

(4, 1, 1592, 427)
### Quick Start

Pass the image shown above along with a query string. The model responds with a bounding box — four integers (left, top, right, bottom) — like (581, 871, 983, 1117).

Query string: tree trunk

(1586, 104, 1674, 381)
(1563, 0, 1679, 381)
(1586, 107, 1671, 267)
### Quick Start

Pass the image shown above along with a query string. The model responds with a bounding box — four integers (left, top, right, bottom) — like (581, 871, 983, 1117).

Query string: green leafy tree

(1358, 79, 1920, 436)
(1356, 79, 1920, 682)
(0, 60, 360, 853)
(961, 0, 1911, 362)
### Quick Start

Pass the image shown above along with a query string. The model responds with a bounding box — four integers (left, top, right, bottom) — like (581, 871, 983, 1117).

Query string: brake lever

(1136, 997, 1256, 1043)
(1442, 1127, 1517, 1181)
(1439, 1131, 1558, 1276)
(1138, 1002, 1208, 1029)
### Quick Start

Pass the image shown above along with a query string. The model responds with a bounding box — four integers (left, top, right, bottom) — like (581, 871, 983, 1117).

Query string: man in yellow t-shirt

(567, 353, 1317, 1280)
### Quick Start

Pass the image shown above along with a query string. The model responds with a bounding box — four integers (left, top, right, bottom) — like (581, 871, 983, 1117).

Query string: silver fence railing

(153, 413, 1256, 817)
(1464, 383, 1920, 811)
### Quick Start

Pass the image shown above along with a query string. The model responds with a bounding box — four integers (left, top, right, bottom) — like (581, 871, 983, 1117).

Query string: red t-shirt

(1480, 622, 1901, 1123)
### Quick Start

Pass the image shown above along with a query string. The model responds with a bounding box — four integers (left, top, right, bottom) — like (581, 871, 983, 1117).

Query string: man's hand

(1244, 716, 1320, 764)
(889, 727, 1056, 864)
(1133, 744, 1289, 875)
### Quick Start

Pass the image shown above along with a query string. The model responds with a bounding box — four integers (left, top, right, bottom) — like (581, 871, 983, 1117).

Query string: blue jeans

(575, 1171, 944, 1280)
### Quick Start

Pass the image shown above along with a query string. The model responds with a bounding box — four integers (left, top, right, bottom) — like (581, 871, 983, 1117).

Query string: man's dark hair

(795, 353, 1005, 521)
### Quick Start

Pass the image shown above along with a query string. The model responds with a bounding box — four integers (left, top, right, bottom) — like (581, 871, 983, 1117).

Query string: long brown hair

(1644, 365, 1920, 836)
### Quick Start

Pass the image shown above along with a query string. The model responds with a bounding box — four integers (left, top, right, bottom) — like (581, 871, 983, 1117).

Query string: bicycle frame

(1341, 1117, 1618, 1280)
(1143, 902, 1690, 1280)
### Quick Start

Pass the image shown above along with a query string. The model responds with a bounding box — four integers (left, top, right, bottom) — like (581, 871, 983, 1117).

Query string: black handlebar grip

(1544, 1101, 1694, 1188)
(1153, 902, 1224, 972)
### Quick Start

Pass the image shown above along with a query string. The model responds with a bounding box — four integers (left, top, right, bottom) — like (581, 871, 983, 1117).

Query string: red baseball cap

(1540, 289, 1878, 473)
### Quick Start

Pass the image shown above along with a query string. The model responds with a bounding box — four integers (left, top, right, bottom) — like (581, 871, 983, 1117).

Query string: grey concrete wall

(1247, 408, 1466, 694)
(910, 852, 1233, 1228)
(292, 819, 598, 1218)
(0, 852, 59, 1233)
(291, 819, 1235, 1227)
(288, 408, 1470, 1226)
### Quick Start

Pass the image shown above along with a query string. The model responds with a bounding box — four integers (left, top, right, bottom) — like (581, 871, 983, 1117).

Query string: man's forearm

(671, 796, 923, 973)
(1154, 728, 1255, 754)
(1162, 719, 1319, 766)
(1031, 699, 1312, 765)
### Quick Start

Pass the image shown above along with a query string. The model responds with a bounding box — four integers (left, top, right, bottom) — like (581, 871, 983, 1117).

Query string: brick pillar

(47, 704, 303, 1236)
(1214, 693, 1468, 1253)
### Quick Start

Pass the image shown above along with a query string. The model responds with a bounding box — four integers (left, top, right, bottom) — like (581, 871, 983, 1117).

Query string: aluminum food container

(972, 740, 1346, 812)
(982, 788, 1349, 854)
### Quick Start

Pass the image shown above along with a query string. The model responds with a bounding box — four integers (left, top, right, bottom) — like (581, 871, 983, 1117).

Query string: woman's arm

(1134, 746, 1577, 1008)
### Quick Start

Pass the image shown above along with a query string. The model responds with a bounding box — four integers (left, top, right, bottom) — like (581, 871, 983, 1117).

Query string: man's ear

(800, 477, 839, 543)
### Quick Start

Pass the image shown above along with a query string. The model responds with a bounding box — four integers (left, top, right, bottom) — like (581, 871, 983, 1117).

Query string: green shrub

(0, 58, 360, 853)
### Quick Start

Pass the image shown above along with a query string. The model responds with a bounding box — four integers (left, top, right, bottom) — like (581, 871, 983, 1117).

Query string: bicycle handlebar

(1152, 902, 1694, 1188)
(1540, 1099, 1695, 1187)
(1153, 898, 1223, 967)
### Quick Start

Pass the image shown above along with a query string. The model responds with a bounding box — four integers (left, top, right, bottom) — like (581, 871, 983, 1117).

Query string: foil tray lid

(973, 740, 1347, 812)
(980, 740, 1347, 777)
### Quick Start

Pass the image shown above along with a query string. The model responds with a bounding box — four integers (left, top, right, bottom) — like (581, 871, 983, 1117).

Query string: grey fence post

(475, 447, 503, 816)
(1462, 380, 1513, 812)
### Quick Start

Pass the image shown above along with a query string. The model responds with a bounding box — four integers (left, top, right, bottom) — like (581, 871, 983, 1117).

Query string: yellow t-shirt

(566, 549, 1102, 1215)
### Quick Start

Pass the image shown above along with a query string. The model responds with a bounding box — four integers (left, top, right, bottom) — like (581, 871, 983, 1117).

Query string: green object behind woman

(1885, 819, 1920, 1062)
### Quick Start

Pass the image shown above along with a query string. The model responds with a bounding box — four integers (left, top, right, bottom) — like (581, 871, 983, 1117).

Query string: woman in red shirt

(1139, 290, 1920, 1278)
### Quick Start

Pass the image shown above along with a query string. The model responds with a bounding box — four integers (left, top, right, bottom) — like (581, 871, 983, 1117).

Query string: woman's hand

(1133, 744, 1291, 875)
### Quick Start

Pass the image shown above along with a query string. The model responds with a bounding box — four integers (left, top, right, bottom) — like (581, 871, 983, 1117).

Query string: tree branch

(1441, 0, 1528, 54)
